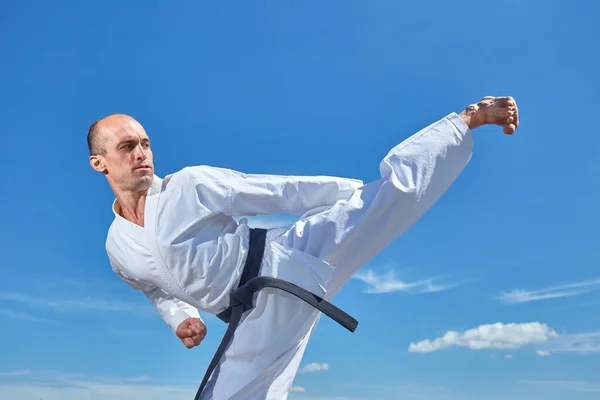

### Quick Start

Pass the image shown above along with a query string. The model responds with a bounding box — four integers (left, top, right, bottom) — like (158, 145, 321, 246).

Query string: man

(89, 96, 519, 399)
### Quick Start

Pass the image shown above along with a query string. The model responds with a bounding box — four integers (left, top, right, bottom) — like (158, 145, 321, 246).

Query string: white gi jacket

(105, 168, 364, 332)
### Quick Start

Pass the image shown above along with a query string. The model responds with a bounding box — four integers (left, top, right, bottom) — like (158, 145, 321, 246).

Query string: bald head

(87, 113, 140, 156)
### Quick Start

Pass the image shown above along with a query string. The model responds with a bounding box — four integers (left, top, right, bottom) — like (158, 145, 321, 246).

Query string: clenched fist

(176, 317, 207, 349)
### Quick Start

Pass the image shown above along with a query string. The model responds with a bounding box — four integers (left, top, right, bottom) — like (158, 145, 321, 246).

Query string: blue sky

(1, 1, 599, 399)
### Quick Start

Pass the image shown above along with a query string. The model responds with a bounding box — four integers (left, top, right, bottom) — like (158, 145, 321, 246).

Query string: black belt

(193, 228, 358, 399)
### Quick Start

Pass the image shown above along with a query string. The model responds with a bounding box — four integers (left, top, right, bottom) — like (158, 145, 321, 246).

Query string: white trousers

(200, 113, 474, 399)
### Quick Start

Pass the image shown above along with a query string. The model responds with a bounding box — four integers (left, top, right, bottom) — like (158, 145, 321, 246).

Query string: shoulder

(164, 165, 234, 187)
(154, 165, 236, 217)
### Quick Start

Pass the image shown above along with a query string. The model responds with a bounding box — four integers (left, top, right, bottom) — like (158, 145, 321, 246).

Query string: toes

(505, 98, 518, 132)
(510, 109, 519, 129)
(505, 110, 518, 134)
(507, 110, 515, 124)
(504, 124, 516, 135)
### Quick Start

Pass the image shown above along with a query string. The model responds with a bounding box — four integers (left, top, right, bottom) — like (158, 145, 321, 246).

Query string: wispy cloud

(311, 382, 455, 400)
(353, 269, 464, 294)
(0, 369, 194, 400)
(408, 322, 559, 353)
(0, 291, 154, 318)
(0, 370, 30, 377)
(0, 369, 152, 385)
(299, 362, 329, 373)
(124, 375, 150, 382)
(0, 308, 60, 324)
(523, 380, 600, 392)
(389, 384, 454, 399)
(543, 331, 600, 355)
(288, 397, 352, 400)
(0, 370, 352, 400)
(409, 321, 600, 356)
(0, 381, 194, 400)
(496, 278, 600, 304)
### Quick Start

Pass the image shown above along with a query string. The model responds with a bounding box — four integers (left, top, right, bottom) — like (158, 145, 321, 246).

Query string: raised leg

(273, 96, 519, 295)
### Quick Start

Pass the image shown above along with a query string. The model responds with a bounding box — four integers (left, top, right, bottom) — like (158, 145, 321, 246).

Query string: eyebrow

(117, 137, 150, 146)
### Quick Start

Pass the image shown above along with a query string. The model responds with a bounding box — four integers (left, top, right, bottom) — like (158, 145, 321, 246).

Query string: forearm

(145, 287, 202, 333)
(227, 171, 364, 216)
(112, 265, 201, 333)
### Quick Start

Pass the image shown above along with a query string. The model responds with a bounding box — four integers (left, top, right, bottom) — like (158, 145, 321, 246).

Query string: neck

(114, 188, 148, 227)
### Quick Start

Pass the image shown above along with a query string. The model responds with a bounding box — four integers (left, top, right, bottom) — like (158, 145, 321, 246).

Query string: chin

(134, 175, 153, 189)
(143, 174, 154, 183)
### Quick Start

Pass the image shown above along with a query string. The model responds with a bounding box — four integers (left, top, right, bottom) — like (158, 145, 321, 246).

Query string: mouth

(134, 165, 152, 171)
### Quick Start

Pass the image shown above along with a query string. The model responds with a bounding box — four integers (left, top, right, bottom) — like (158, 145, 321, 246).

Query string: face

(89, 116, 155, 193)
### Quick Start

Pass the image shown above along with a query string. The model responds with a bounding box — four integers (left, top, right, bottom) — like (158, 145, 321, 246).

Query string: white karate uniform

(105, 112, 473, 399)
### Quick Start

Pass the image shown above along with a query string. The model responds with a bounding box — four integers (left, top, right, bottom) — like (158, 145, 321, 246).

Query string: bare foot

(459, 96, 519, 134)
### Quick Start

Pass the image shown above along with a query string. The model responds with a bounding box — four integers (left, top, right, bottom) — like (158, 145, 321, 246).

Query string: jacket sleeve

(111, 264, 202, 334)
(183, 165, 364, 217)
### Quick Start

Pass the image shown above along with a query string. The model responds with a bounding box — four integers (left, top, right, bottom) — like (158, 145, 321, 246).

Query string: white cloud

(353, 269, 462, 294)
(299, 362, 329, 373)
(409, 322, 600, 356)
(0, 291, 154, 318)
(290, 386, 306, 392)
(496, 278, 600, 304)
(523, 380, 600, 392)
(408, 322, 559, 353)
(505, 354, 514, 359)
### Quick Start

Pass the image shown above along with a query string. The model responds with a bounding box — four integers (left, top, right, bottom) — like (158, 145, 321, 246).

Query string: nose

(133, 144, 147, 160)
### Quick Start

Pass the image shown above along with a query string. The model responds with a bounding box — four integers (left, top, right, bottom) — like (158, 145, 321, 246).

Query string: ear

(89, 155, 107, 173)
